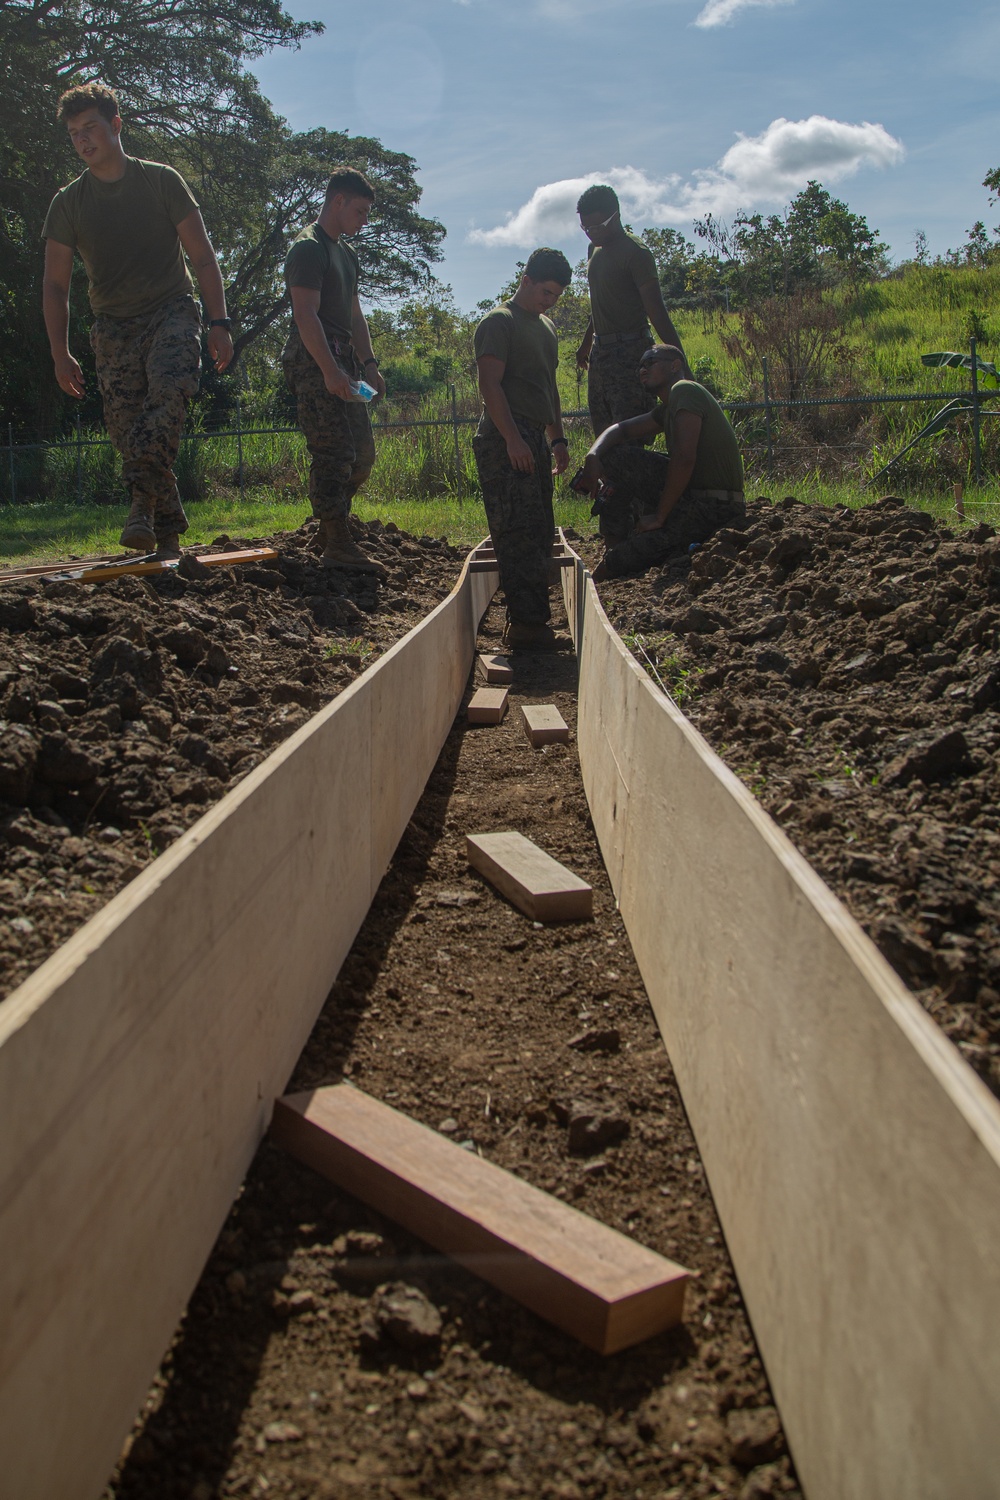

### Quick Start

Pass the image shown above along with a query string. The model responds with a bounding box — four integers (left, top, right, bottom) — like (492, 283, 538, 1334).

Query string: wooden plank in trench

(466, 830, 592, 920)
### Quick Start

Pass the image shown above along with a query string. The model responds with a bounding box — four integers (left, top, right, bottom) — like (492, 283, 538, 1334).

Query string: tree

(721, 292, 851, 402)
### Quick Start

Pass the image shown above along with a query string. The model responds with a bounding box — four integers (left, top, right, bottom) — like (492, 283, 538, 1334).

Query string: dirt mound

(585, 494, 1000, 1098)
(0, 517, 464, 1002)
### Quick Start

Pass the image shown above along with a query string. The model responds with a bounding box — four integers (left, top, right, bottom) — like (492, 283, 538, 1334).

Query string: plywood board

(466, 830, 592, 921)
(467, 686, 509, 724)
(570, 562, 1000, 1500)
(522, 704, 570, 746)
(272, 1085, 689, 1354)
(477, 653, 514, 684)
(0, 556, 496, 1500)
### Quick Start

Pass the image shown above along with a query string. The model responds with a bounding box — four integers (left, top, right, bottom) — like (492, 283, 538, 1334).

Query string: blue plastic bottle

(350, 380, 377, 402)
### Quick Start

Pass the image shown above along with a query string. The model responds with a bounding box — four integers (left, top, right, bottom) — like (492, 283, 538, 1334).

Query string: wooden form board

(466, 830, 592, 921)
(477, 652, 514, 684)
(522, 703, 570, 747)
(563, 554, 1000, 1499)
(272, 1085, 689, 1354)
(0, 560, 497, 1500)
(0, 546, 278, 586)
(467, 686, 509, 724)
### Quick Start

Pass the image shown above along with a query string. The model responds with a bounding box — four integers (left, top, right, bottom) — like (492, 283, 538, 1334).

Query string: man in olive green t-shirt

(579, 344, 745, 581)
(473, 247, 572, 651)
(282, 167, 388, 575)
(42, 82, 233, 555)
(575, 184, 689, 440)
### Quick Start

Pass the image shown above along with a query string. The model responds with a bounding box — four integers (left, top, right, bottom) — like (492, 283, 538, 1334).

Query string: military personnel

(473, 247, 572, 651)
(575, 184, 689, 439)
(42, 82, 233, 557)
(282, 169, 387, 574)
(579, 345, 745, 581)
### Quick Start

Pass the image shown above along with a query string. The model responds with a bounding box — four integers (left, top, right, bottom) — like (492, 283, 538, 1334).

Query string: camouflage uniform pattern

(472, 415, 555, 627)
(587, 335, 656, 438)
(282, 330, 376, 522)
(89, 293, 201, 540)
(597, 446, 746, 578)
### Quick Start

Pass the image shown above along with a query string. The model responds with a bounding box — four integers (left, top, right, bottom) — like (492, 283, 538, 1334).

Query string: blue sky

(253, 0, 1000, 314)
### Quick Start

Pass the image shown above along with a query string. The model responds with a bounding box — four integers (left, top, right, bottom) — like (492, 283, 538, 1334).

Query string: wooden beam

(0, 557, 497, 1500)
(477, 653, 514, 685)
(564, 555, 1000, 1499)
(467, 686, 509, 724)
(522, 704, 570, 747)
(466, 831, 592, 921)
(0, 547, 278, 586)
(271, 1085, 690, 1354)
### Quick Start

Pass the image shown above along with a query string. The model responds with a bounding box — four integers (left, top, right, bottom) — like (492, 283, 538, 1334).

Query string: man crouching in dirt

(579, 345, 745, 582)
(42, 83, 233, 557)
(282, 168, 387, 576)
(473, 247, 573, 651)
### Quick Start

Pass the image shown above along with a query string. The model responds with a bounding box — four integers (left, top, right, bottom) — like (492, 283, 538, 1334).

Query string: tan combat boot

(321, 517, 386, 578)
(155, 533, 182, 560)
(119, 498, 156, 553)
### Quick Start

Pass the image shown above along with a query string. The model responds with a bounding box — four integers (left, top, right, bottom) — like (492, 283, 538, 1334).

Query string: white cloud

(694, 0, 795, 27)
(468, 117, 905, 246)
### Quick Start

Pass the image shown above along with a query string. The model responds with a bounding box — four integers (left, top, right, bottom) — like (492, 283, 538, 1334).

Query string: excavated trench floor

(106, 596, 799, 1500)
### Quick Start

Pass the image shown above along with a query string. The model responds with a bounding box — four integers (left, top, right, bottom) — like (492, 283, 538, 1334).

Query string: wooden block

(272, 1085, 690, 1354)
(477, 653, 514, 684)
(469, 558, 500, 573)
(466, 830, 592, 920)
(467, 687, 509, 724)
(522, 703, 570, 747)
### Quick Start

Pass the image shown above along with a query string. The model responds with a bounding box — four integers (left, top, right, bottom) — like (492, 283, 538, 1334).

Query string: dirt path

(105, 597, 798, 1500)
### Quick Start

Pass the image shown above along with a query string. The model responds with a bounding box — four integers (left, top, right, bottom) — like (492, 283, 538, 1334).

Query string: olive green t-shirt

(474, 301, 559, 427)
(586, 232, 658, 337)
(42, 158, 198, 320)
(652, 380, 744, 492)
(284, 224, 359, 345)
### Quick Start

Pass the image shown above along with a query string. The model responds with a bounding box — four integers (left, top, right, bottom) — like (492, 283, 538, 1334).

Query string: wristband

(209, 318, 232, 331)
(551, 437, 568, 447)
(364, 357, 379, 368)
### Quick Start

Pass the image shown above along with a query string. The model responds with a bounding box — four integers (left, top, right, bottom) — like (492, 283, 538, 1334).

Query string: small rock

(438, 1118, 458, 1134)
(261, 1420, 302, 1444)
(361, 1282, 442, 1351)
(287, 1288, 317, 1314)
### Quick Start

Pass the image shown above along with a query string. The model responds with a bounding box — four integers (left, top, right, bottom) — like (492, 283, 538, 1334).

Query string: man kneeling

(473, 248, 572, 651)
(580, 345, 745, 582)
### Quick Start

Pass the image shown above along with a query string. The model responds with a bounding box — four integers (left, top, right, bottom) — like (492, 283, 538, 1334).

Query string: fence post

(970, 337, 982, 487)
(7, 424, 16, 506)
(235, 396, 245, 502)
(450, 384, 462, 502)
(762, 356, 774, 481)
(74, 414, 83, 505)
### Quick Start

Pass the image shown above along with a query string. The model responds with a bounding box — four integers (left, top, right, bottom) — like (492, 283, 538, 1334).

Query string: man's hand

(206, 327, 234, 374)
(575, 342, 591, 371)
(54, 352, 85, 398)
(635, 512, 664, 533)
(369, 367, 387, 401)
(551, 443, 570, 477)
(506, 434, 535, 473)
(578, 452, 605, 497)
(324, 364, 355, 401)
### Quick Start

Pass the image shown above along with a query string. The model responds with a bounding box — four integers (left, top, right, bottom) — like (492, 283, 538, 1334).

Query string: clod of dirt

(360, 1282, 443, 1351)
(726, 1405, 786, 1468)
(566, 1098, 631, 1155)
(567, 1026, 621, 1054)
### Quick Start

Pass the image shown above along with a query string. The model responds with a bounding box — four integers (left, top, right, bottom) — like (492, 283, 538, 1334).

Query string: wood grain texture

(477, 653, 514, 684)
(272, 1085, 689, 1354)
(0, 560, 497, 1500)
(466, 831, 592, 921)
(521, 704, 570, 746)
(563, 556, 1000, 1500)
(467, 687, 509, 724)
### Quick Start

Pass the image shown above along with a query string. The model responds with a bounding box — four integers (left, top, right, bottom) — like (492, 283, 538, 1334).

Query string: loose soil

(0, 516, 463, 1001)
(581, 494, 1000, 1100)
(105, 597, 797, 1500)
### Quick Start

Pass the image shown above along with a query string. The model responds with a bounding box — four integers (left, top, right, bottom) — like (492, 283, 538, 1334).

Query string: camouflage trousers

(472, 415, 555, 627)
(282, 331, 376, 522)
(597, 447, 746, 579)
(90, 294, 200, 540)
(587, 334, 655, 439)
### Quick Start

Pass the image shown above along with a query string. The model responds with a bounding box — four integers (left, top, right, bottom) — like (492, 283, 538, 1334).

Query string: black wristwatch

(552, 437, 568, 447)
(209, 318, 233, 331)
